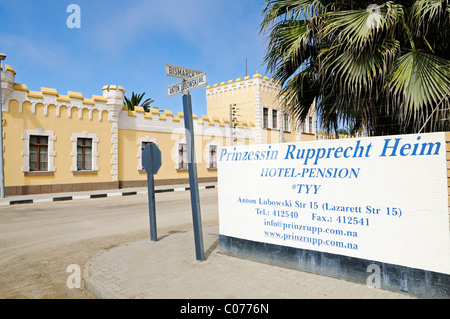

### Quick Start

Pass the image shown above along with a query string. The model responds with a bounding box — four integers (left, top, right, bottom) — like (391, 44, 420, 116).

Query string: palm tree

(261, 0, 450, 136)
(124, 92, 155, 112)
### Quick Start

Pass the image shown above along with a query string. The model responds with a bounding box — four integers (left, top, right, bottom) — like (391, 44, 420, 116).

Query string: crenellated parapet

(205, 73, 285, 145)
(102, 85, 125, 110)
(316, 131, 353, 140)
(206, 73, 282, 100)
(2, 71, 128, 123)
(13, 84, 109, 104)
(5, 83, 112, 121)
(1, 64, 129, 119)
(119, 104, 256, 140)
(2, 64, 258, 151)
(1, 64, 16, 105)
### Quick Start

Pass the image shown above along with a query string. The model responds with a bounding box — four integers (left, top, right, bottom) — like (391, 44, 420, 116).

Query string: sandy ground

(0, 189, 219, 299)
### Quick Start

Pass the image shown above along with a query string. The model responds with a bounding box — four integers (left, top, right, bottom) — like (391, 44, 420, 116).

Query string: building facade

(0, 65, 316, 195)
(206, 74, 316, 145)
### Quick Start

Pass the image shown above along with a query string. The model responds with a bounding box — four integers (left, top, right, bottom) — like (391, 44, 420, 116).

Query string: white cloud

(86, 0, 263, 59)
(0, 33, 72, 70)
(88, 0, 217, 51)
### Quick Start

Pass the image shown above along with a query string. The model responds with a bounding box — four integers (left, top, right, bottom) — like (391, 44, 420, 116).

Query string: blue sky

(0, 0, 269, 115)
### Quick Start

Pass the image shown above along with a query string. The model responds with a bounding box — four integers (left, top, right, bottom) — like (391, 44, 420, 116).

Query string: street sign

(166, 64, 203, 80)
(142, 143, 162, 174)
(166, 64, 206, 261)
(168, 73, 207, 97)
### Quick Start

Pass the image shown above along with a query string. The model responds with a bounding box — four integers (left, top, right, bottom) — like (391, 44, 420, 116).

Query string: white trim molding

(70, 131, 99, 172)
(205, 141, 219, 169)
(21, 128, 56, 172)
(254, 83, 263, 144)
(110, 122, 119, 181)
(173, 139, 188, 170)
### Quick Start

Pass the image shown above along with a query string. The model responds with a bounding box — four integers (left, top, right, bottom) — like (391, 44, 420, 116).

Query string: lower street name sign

(168, 73, 207, 97)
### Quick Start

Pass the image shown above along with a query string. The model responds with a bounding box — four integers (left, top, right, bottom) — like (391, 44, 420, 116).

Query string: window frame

(140, 141, 153, 172)
(262, 107, 269, 128)
(207, 144, 218, 170)
(141, 141, 153, 156)
(29, 135, 49, 171)
(70, 132, 99, 173)
(282, 113, 289, 132)
(137, 137, 158, 172)
(77, 137, 93, 171)
(177, 142, 188, 170)
(22, 129, 56, 174)
(272, 109, 278, 130)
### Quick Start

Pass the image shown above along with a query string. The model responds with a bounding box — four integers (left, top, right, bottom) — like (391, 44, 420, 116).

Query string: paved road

(0, 189, 219, 298)
(0, 187, 413, 299)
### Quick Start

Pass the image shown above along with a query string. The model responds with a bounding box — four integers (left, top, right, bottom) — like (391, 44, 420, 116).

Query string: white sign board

(218, 133, 450, 275)
(168, 73, 207, 97)
(166, 64, 203, 80)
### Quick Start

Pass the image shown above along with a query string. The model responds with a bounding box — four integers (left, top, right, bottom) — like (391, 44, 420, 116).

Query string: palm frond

(387, 50, 450, 131)
(261, 0, 324, 29)
(263, 19, 315, 83)
(410, 0, 449, 28)
(261, 0, 450, 135)
(323, 2, 403, 53)
(124, 92, 155, 112)
(388, 50, 450, 108)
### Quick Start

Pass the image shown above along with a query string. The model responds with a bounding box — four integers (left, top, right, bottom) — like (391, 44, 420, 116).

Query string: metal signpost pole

(182, 92, 205, 261)
(146, 145, 157, 242)
(0, 54, 6, 198)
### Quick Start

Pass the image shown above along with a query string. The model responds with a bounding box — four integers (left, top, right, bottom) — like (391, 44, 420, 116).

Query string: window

(29, 135, 48, 171)
(142, 141, 153, 155)
(263, 107, 269, 128)
(178, 143, 188, 170)
(77, 138, 92, 170)
(137, 137, 157, 171)
(208, 145, 217, 169)
(22, 129, 55, 174)
(272, 109, 278, 129)
(283, 114, 290, 132)
(300, 118, 314, 133)
(140, 141, 153, 171)
(70, 132, 98, 173)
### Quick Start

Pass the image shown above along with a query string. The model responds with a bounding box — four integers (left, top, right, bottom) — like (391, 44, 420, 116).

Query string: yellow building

(0, 65, 316, 195)
(206, 74, 316, 145)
